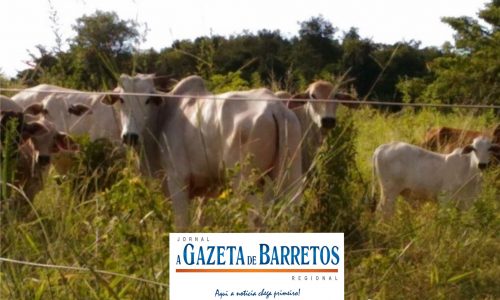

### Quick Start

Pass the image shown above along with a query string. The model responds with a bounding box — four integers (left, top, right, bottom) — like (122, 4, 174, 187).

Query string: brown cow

(1, 96, 78, 202)
(422, 124, 500, 162)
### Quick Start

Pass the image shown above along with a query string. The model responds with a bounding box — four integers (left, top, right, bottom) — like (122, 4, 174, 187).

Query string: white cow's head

(24, 95, 82, 133)
(462, 136, 500, 170)
(289, 80, 339, 130)
(102, 74, 162, 145)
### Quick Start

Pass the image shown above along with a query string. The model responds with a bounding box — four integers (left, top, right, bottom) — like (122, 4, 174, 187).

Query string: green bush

(301, 112, 366, 244)
(59, 136, 127, 199)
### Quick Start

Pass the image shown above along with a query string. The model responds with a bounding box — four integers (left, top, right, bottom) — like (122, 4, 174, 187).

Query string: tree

(211, 30, 291, 86)
(66, 10, 139, 89)
(13, 11, 444, 104)
(370, 41, 435, 102)
(17, 11, 140, 90)
(72, 11, 139, 54)
(339, 27, 379, 98)
(290, 16, 342, 82)
(423, 0, 500, 105)
(16, 45, 58, 86)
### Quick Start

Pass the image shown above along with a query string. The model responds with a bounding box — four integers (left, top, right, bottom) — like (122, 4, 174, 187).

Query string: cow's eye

(311, 94, 317, 99)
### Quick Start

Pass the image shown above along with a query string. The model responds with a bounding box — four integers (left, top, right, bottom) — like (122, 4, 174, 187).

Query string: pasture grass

(1, 117, 20, 201)
(1, 107, 498, 299)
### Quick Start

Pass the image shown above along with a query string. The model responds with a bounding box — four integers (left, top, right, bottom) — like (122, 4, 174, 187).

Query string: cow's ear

(288, 93, 308, 109)
(334, 93, 354, 100)
(24, 103, 46, 116)
(102, 94, 121, 105)
(22, 121, 49, 139)
(68, 104, 92, 116)
(489, 144, 500, 154)
(461, 145, 475, 154)
(146, 96, 163, 106)
(53, 133, 79, 153)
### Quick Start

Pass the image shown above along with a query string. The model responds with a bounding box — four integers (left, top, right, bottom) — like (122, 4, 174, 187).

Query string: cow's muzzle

(320, 117, 336, 129)
(37, 155, 51, 166)
(478, 163, 488, 170)
(122, 133, 139, 146)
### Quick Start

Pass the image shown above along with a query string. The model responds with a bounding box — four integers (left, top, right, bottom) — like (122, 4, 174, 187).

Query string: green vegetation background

(1, 1, 499, 299)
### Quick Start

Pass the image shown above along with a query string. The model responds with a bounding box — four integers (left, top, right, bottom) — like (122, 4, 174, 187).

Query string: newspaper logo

(170, 233, 344, 299)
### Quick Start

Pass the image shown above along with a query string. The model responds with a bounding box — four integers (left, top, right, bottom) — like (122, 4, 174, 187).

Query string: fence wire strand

(0, 257, 168, 287)
(0, 87, 498, 109)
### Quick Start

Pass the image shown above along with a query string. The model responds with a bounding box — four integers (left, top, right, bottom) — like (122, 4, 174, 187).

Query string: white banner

(170, 233, 344, 299)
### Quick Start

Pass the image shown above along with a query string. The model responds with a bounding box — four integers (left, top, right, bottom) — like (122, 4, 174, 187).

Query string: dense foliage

(9, 1, 499, 107)
(16, 12, 435, 103)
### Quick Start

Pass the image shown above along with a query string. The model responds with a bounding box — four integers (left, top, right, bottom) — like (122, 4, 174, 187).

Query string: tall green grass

(0, 107, 498, 299)
(1, 117, 20, 201)
(1, 138, 172, 299)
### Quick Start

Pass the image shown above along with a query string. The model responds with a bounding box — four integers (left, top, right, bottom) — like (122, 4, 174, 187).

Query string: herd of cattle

(1, 74, 498, 227)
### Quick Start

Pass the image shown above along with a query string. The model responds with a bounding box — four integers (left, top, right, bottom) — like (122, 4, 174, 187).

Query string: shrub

(301, 112, 366, 244)
(60, 136, 127, 199)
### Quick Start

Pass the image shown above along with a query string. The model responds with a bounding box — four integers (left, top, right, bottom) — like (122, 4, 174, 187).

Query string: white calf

(373, 136, 500, 217)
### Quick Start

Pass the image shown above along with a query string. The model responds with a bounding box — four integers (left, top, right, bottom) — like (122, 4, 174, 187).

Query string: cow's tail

(272, 108, 302, 205)
(370, 149, 379, 213)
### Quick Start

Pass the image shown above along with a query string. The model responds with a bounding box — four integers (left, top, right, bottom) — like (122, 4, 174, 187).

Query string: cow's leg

(377, 185, 399, 219)
(222, 147, 263, 228)
(455, 189, 479, 211)
(162, 153, 190, 229)
(157, 131, 192, 230)
(221, 133, 273, 229)
(166, 177, 190, 230)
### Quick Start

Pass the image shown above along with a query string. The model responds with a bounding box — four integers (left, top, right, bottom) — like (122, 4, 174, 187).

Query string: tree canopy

(12, 1, 499, 108)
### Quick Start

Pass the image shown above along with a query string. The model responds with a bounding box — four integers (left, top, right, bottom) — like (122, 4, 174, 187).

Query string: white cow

(1, 95, 78, 201)
(102, 74, 303, 228)
(286, 80, 340, 172)
(11, 84, 121, 142)
(372, 137, 500, 218)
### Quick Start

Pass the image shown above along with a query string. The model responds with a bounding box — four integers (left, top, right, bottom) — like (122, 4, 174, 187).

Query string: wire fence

(0, 87, 499, 109)
(0, 257, 168, 287)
